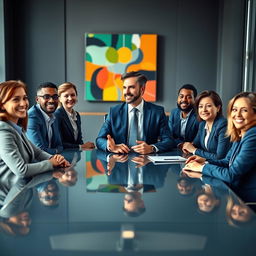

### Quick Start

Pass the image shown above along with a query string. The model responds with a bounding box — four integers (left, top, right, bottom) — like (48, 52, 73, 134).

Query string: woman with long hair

(0, 80, 69, 178)
(183, 92, 256, 184)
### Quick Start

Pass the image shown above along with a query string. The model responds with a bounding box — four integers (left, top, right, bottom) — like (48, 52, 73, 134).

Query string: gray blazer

(0, 121, 54, 181)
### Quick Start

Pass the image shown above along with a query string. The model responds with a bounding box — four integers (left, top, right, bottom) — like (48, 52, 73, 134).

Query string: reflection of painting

(85, 33, 157, 101)
(85, 150, 108, 192)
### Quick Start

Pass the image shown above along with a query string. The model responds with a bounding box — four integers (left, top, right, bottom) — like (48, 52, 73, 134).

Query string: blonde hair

(57, 82, 78, 107)
(226, 92, 256, 142)
(0, 80, 28, 130)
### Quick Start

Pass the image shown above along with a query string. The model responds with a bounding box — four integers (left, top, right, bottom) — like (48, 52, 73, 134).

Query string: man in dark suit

(96, 71, 174, 154)
(27, 82, 63, 154)
(168, 84, 199, 148)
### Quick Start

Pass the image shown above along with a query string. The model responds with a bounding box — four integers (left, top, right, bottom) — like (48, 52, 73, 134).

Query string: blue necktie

(128, 108, 138, 147)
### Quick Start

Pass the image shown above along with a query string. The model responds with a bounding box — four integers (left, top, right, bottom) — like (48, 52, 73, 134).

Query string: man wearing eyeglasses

(26, 82, 63, 154)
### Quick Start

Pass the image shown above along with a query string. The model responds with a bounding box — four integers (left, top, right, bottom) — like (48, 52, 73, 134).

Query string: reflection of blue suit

(96, 150, 168, 189)
(27, 105, 63, 154)
(55, 106, 83, 149)
(107, 162, 168, 189)
(193, 116, 230, 160)
(203, 126, 256, 183)
(168, 108, 199, 146)
(96, 102, 174, 152)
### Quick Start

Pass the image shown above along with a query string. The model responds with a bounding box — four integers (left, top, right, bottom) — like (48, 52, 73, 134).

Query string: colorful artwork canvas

(85, 33, 157, 101)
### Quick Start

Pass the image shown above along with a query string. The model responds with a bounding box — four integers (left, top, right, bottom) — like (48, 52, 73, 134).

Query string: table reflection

(0, 149, 256, 255)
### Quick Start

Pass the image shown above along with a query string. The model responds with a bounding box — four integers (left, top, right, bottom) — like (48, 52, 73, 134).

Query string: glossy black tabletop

(1, 149, 256, 256)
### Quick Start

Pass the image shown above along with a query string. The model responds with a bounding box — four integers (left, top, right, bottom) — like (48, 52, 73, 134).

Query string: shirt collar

(64, 108, 77, 120)
(180, 109, 193, 120)
(128, 99, 144, 113)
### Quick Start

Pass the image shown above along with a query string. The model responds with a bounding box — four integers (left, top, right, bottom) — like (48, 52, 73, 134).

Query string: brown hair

(195, 90, 223, 121)
(57, 82, 78, 107)
(226, 92, 256, 142)
(0, 80, 28, 130)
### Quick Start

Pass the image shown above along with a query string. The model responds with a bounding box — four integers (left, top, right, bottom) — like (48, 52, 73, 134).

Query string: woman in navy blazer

(182, 90, 230, 160)
(183, 92, 256, 184)
(55, 82, 95, 150)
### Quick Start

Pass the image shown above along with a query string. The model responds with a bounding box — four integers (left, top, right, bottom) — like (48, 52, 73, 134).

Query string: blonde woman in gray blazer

(0, 80, 70, 180)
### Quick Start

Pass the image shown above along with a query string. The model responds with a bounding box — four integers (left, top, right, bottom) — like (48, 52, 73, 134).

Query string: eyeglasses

(37, 94, 59, 100)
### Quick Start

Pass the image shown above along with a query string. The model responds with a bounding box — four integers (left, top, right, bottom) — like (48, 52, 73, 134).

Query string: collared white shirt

(204, 123, 211, 150)
(180, 109, 192, 139)
(128, 100, 144, 141)
(37, 104, 56, 148)
(64, 108, 78, 141)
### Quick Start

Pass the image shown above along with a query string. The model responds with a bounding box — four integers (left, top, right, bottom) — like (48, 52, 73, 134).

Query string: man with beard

(168, 84, 199, 148)
(96, 71, 174, 154)
(27, 82, 63, 154)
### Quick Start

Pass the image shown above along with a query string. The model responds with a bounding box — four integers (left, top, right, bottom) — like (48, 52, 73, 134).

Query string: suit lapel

(142, 101, 152, 141)
(229, 141, 241, 166)
(143, 102, 151, 141)
(121, 104, 128, 143)
(35, 105, 49, 143)
(21, 132, 34, 161)
(61, 107, 74, 136)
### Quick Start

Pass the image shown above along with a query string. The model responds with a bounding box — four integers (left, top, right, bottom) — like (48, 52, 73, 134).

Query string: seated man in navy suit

(168, 84, 199, 148)
(96, 71, 174, 154)
(27, 82, 63, 154)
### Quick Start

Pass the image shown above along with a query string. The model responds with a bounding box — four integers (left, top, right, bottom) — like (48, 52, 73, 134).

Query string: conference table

(1, 148, 256, 256)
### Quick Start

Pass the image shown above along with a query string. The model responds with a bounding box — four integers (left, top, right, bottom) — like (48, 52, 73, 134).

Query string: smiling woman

(0, 80, 70, 178)
(183, 92, 256, 184)
(55, 82, 95, 150)
(182, 90, 231, 160)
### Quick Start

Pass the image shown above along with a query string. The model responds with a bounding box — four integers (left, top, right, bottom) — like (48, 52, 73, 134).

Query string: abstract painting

(85, 33, 157, 101)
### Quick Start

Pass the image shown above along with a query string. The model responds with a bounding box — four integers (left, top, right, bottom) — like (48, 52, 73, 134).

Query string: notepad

(147, 155, 187, 164)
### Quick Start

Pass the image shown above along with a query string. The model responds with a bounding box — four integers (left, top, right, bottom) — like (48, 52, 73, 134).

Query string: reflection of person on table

(176, 177, 196, 196)
(226, 194, 254, 227)
(0, 171, 57, 235)
(196, 184, 220, 213)
(96, 71, 174, 154)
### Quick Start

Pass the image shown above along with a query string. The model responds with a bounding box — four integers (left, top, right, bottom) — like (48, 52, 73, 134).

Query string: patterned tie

(128, 108, 138, 147)
(128, 161, 138, 185)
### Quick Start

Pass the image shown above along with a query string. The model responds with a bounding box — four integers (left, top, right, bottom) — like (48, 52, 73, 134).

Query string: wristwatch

(151, 145, 157, 153)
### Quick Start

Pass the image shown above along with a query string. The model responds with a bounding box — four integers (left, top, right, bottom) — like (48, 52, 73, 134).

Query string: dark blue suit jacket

(26, 105, 63, 154)
(55, 106, 83, 149)
(168, 108, 199, 146)
(96, 101, 174, 152)
(203, 126, 256, 184)
(193, 116, 230, 160)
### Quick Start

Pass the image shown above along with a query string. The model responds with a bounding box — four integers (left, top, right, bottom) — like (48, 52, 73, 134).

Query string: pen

(163, 158, 180, 160)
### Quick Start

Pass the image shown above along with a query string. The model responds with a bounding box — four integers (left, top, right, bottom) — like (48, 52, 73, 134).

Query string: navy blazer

(96, 101, 174, 152)
(26, 105, 63, 154)
(55, 106, 83, 149)
(203, 126, 256, 184)
(193, 116, 230, 160)
(168, 108, 199, 146)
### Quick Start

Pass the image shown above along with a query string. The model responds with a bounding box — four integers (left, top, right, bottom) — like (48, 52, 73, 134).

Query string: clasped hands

(181, 155, 206, 178)
(49, 154, 70, 168)
(107, 134, 153, 155)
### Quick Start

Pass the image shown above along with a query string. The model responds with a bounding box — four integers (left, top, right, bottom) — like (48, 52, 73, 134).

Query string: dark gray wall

(3, 0, 246, 140)
(65, 0, 220, 112)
